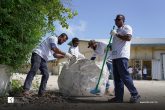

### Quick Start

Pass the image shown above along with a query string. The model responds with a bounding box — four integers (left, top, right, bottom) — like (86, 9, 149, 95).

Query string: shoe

(38, 92, 47, 97)
(38, 93, 44, 97)
(22, 91, 31, 97)
(129, 95, 141, 103)
(108, 97, 123, 103)
(104, 89, 114, 96)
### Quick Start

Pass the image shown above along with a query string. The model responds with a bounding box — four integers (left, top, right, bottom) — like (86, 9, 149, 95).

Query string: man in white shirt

(88, 40, 113, 95)
(68, 37, 85, 59)
(128, 66, 133, 78)
(138, 68, 142, 80)
(108, 14, 140, 103)
(143, 66, 147, 80)
(23, 33, 73, 97)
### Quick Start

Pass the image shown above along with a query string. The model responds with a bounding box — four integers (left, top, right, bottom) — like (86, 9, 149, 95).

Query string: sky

(53, 0, 165, 52)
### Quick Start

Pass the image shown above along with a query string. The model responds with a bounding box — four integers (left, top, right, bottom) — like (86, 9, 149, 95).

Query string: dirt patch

(0, 91, 69, 105)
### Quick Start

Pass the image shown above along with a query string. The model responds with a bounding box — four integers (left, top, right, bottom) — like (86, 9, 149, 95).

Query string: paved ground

(1, 74, 165, 110)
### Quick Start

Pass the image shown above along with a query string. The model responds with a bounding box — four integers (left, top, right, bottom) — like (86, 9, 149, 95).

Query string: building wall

(79, 41, 92, 59)
(153, 50, 165, 60)
(131, 47, 153, 60)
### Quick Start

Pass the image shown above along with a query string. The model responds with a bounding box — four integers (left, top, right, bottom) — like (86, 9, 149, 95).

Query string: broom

(90, 26, 115, 94)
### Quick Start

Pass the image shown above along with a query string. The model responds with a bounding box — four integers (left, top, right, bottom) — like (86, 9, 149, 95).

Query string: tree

(0, 0, 77, 70)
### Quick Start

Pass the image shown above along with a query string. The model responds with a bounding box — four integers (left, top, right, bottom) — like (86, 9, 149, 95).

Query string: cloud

(55, 20, 87, 38)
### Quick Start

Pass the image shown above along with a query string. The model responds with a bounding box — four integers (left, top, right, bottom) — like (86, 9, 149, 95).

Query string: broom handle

(95, 26, 115, 89)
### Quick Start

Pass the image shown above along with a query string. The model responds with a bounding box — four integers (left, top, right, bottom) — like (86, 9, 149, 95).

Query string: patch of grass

(9, 80, 23, 96)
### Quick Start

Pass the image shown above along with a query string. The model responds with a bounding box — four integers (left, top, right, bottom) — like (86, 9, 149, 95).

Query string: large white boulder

(58, 59, 109, 96)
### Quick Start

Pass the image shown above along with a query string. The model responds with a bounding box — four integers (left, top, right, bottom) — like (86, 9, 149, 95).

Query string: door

(162, 54, 165, 80)
(152, 60, 161, 80)
(143, 61, 152, 80)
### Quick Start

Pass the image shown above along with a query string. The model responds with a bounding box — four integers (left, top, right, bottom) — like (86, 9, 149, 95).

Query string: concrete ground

(7, 74, 165, 110)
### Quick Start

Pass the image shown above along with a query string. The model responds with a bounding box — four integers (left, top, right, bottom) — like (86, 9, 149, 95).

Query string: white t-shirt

(33, 36, 58, 61)
(128, 67, 133, 74)
(112, 25, 132, 59)
(68, 46, 85, 59)
(138, 70, 142, 76)
(91, 42, 112, 61)
(143, 68, 147, 74)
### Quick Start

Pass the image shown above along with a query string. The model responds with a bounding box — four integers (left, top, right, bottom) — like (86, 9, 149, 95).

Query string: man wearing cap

(108, 14, 140, 103)
(88, 40, 113, 95)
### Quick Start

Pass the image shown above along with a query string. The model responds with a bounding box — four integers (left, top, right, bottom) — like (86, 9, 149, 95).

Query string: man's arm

(116, 25, 132, 41)
(116, 34, 132, 41)
(49, 36, 72, 59)
(49, 36, 66, 55)
(110, 25, 132, 41)
(53, 53, 65, 58)
(51, 47, 72, 59)
(51, 47, 66, 55)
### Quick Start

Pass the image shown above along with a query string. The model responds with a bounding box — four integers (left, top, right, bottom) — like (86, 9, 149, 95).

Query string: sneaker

(129, 95, 141, 103)
(108, 97, 123, 103)
(104, 89, 114, 96)
(38, 92, 45, 97)
(38, 92, 47, 97)
(22, 91, 31, 97)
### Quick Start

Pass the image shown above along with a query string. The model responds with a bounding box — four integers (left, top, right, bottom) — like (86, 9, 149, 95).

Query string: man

(68, 37, 85, 59)
(23, 33, 73, 97)
(88, 40, 113, 95)
(128, 66, 133, 79)
(138, 68, 142, 80)
(108, 14, 140, 103)
(143, 66, 147, 80)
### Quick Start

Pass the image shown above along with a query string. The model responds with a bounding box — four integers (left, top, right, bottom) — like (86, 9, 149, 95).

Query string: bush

(10, 79, 23, 96)
(0, 0, 77, 70)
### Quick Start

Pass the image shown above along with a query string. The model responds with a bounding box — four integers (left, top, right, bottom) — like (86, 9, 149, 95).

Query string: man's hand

(53, 53, 64, 58)
(110, 30, 117, 36)
(107, 43, 112, 50)
(69, 55, 77, 65)
(107, 43, 111, 48)
(65, 52, 73, 59)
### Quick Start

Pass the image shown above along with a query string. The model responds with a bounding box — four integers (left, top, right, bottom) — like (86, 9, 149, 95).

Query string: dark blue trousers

(23, 53, 49, 95)
(106, 61, 113, 89)
(112, 58, 138, 101)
